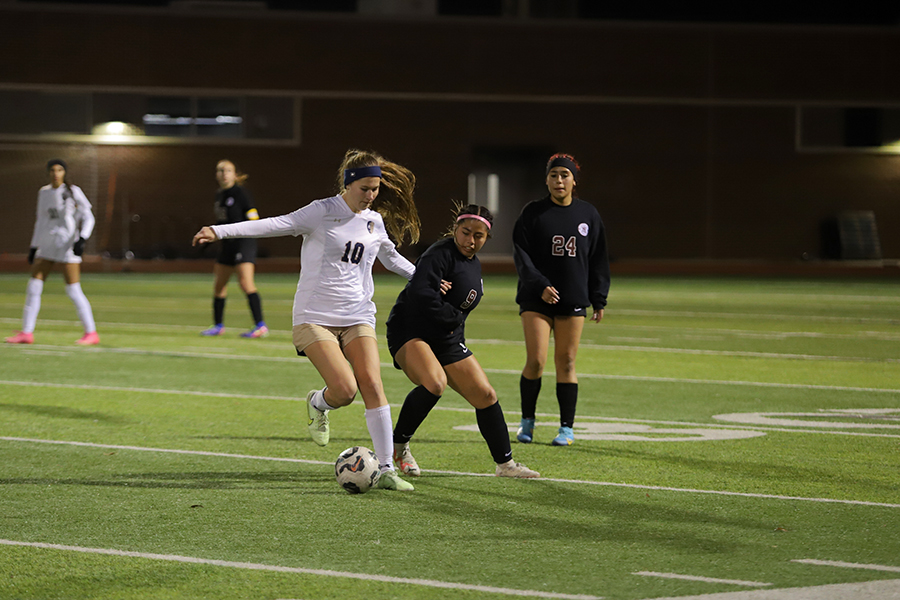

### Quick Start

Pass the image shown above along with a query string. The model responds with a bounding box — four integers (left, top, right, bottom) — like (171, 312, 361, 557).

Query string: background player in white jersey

(200, 159, 268, 339)
(192, 149, 421, 491)
(513, 154, 610, 447)
(6, 159, 100, 346)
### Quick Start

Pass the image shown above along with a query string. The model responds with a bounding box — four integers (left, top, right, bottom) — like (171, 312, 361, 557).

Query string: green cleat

(376, 470, 414, 491)
(306, 390, 330, 446)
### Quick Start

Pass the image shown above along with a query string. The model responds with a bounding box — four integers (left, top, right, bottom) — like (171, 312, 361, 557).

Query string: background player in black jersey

(513, 154, 610, 447)
(387, 204, 540, 479)
(201, 159, 267, 338)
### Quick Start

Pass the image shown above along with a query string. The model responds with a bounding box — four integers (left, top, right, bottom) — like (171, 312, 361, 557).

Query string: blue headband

(344, 165, 382, 187)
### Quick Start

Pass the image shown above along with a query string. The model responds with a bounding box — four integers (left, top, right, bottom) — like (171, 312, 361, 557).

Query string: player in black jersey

(387, 205, 540, 479)
(201, 160, 267, 338)
(513, 154, 610, 447)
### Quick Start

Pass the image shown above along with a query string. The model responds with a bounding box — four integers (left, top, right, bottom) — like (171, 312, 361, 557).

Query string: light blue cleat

(516, 418, 535, 443)
(551, 426, 574, 446)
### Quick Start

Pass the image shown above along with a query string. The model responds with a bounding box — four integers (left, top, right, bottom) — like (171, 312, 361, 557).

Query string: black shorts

(217, 238, 257, 266)
(519, 302, 588, 319)
(386, 325, 473, 370)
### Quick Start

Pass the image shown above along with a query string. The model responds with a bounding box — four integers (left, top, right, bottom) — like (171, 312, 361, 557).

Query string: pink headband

(457, 214, 491, 230)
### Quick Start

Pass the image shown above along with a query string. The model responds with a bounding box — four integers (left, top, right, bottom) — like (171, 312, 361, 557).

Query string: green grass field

(1, 272, 898, 600)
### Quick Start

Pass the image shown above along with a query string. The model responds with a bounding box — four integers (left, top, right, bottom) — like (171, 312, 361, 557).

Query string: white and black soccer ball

(334, 446, 381, 494)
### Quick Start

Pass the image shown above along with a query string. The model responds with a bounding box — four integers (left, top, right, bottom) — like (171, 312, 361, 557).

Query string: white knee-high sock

(365, 404, 395, 472)
(310, 387, 338, 412)
(65, 282, 96, 333)
(22, 277, 43, 333)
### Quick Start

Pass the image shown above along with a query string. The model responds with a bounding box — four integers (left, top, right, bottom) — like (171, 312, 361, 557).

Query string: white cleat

(393, 442, 421, 477)
(495, 460, 540, 479)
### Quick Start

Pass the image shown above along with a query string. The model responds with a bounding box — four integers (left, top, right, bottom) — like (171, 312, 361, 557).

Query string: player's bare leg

(343, 336, 413, 490)
(549, 315, 585, 446)
(518, 311, 553, 442)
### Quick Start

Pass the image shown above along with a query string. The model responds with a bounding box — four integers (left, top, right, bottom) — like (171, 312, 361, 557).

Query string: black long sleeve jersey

(214, 185, 255, 225)
(387, 237, 484, 340)
(513, 196, 610, 311)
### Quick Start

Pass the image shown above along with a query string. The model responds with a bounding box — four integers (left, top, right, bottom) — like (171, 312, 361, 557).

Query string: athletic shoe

(76, 331, 100, 346)
(5, 331, 34, 344)
(306, 390, 330, 446)
(551, 426, 574, 446)
(495, 460, 540, 478)
(376, 470, 414, 491)
(516, 418, 535, 443)
(393, 442, 421, 477)
(201, 324, 225, 336)
(241, 323, 268, 338)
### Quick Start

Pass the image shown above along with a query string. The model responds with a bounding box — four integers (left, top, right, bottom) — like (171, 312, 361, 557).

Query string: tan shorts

(292, 323, 377, 355)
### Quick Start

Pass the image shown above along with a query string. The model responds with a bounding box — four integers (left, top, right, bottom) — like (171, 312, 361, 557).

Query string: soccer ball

(334, 446, 381, 494)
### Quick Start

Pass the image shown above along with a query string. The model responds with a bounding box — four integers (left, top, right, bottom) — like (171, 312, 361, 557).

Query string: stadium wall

(1, 5, 899, 268)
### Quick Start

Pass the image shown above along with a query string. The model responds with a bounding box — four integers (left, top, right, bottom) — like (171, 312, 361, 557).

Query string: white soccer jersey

(211, 194, 415, 328)
(31, 184, 95, 264)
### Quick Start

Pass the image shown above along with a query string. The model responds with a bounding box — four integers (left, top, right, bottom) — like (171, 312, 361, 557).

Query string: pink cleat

(5, 331, 34, 344)
(76, 331, 100, 346)
(241, 323, 268, 338)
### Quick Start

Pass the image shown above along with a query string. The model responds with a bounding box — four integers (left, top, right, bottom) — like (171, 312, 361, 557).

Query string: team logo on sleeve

(460, 289, 478, 309)
(578, 223, 589, 236)
(367, 221, 374, 233)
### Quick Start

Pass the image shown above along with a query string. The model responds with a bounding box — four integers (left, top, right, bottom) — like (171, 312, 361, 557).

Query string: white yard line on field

(0, 316, 293, 336)
(2, 436, 899, 509)
(4, 317, 899, 363)
(0, 379, 300, 401)
(6, 314, 900, 342)
(3, 380, 900, 440)
(599, 324, 900, 342)
(4, 342, 900, 394)
(791, 559, 900, 573)
(465, 339, 900, 364)
(611, 309, 899, 324)
(20, 350, 73, 357)
(636, 579, 900, 600)
(633, 572, 771, 587)
(0, 539, 601, 600)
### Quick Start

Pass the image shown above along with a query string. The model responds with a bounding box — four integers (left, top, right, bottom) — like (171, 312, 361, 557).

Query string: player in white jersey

(193, 149, 422, 491)
(6, 159, 100, 346)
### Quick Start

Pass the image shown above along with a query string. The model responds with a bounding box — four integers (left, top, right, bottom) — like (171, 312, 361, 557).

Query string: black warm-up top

(387, 237, 484, 339)
(214, 185, 255, 225)
(513, 196, 610, 311)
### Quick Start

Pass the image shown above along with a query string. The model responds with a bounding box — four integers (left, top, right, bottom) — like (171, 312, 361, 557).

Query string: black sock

(519, 375, 541, 420)
(213, 297, 225, 325)
(247, 292, 264, 325)
(393, 386, 441, 444)
(557, 382, 578, 428)
(476, 402, 513, 464)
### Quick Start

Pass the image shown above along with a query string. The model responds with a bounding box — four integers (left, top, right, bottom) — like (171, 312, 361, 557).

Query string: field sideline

(1, 272, 898, 600)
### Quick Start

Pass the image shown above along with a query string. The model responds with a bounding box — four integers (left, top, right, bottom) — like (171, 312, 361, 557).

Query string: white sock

(65, 282, 96, 334)
(365, 404, 395, 472)
(22, 277, 43, 333)
(311, 388, 338, 412)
